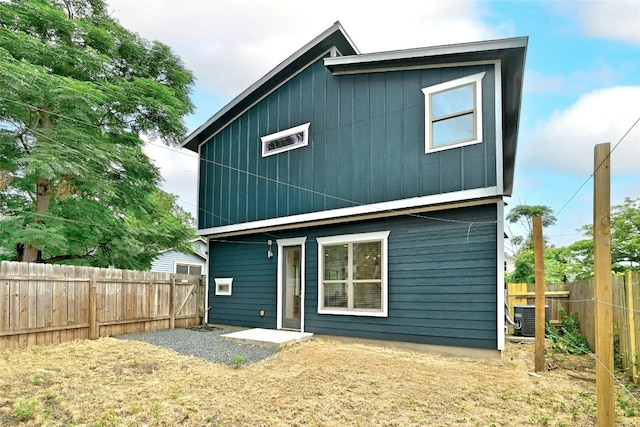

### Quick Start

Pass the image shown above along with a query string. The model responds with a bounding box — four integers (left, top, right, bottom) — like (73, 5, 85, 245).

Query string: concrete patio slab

(220, 328, 313, 349)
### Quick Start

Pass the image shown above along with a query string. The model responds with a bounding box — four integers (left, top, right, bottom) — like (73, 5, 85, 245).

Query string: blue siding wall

(199, 60, 497, 229)
(207, 204, 499, 349)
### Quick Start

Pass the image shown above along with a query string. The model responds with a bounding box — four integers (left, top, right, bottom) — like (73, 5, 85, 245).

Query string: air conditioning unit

(513, 305, 550, 337)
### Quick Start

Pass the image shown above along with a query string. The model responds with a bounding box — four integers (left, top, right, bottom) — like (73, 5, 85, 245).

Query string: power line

(547, 327, 640, 406)
(3, 96, 501, 230)
(555, 115, 640, 217)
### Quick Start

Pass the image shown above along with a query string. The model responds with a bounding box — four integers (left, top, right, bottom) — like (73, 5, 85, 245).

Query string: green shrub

(548, 309, 590, 354)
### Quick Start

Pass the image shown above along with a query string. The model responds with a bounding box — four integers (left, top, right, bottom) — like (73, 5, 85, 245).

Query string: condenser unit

(513, 305, 550, 337)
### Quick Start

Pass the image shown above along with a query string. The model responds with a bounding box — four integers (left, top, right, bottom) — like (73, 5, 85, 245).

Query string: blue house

(183, 23, 527, 356)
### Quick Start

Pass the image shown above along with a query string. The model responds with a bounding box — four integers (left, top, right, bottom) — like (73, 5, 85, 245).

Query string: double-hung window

(317, 231, 389, 317)
(422, 72, 485, 152)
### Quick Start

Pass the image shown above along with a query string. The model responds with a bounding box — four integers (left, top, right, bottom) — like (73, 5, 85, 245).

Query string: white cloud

(521, 86, 640, 176)
(107, 0, 511, 97)
(566, 0, 640, 46)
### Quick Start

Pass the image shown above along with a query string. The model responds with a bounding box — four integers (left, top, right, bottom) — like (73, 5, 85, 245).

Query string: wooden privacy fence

(566, 271, 640, 382)
(0, 261, 206, 350)
(506, 282, 570, 333)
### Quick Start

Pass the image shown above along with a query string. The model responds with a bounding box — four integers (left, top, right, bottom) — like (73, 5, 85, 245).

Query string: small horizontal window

(422, 72, 485, 152)
(261, 123, 310, 157)
(215, 278, 233, 296)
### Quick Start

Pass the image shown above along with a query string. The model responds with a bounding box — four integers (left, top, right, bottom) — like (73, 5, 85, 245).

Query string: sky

(106, 0, 640, 250)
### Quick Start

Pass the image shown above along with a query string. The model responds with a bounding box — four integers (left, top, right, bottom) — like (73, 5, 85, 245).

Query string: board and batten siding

(198, 59, 497, 229)
(207, 204, 499, 349)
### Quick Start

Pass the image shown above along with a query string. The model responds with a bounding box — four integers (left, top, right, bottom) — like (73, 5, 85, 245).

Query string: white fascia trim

(324, 37, 528, 68)
(183, 22, 357, 150)
(497, 200, 505, 350)
(197, 186, 499, 237)
(276, 237, 307, 331)
(494, 60, 504, 194)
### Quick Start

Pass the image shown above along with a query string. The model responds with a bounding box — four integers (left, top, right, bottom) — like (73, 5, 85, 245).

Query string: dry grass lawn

(0, 336, 638, 426)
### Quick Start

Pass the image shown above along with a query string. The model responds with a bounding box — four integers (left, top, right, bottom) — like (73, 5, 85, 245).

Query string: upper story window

(261, 122, 310, 157)
(422, 72, 485, 153)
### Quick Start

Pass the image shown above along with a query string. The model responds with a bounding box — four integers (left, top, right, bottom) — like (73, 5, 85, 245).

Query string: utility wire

(3, 96, 500, 230)
(547, 326, 640, 406)
(555, 115, 640, 217)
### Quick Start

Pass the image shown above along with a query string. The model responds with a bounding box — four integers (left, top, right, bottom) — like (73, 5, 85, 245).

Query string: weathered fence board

(0, 261, 205, 350)
(566, 271, 640, 383)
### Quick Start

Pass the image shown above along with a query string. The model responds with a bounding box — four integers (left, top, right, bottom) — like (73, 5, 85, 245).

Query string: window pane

(432, 113, 475, 147)
(266, 131, 304, 152)
(353, 242, 381, 280)
(431, 83, 474, 119)
(176, 265, 189, 275)
(217, 283, 229, 293)
(323, 244, 348, 280)
(353, 282, 381, 310)
(189, 266, 202, 276)
(323, 282, 348, 308)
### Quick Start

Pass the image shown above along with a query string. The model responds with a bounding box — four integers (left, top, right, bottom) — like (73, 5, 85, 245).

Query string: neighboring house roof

(182, 22, 527, 197)
(156, 237, 207, 260)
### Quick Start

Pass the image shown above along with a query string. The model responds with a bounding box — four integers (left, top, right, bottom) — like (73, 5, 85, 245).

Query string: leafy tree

(565, 197, 640, 279)
(506, 204, 557, 254)
(505, 205, 563, 283)
(0, 0, 196, 269)
(507, 246, 569, 284)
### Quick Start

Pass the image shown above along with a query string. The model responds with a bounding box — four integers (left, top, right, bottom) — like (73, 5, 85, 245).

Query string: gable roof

(182, 22, 359, 152)
(156, 237, 207, 259)
(183, 24, 527, 196)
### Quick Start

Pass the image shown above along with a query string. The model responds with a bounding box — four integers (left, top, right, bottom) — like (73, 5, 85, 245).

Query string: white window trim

(422, 72, 485, 153)
(261, 122, 310, 157)
(317, 230, 390, 317)
(214, 277, 233, 296)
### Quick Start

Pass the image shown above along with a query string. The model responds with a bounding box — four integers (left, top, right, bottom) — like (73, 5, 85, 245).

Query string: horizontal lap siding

(207, 238, 276, 328)
(208, 204, 498, 349)
(305, 205, 498, 349)
(198, 60, 497, 228)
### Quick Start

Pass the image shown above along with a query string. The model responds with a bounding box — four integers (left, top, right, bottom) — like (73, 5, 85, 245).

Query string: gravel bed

(116, 326, 279, 366)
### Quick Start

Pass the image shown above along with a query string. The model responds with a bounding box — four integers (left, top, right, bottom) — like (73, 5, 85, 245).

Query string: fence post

(88, 275, 98, 339)
(169, 275, 175, 330)
(533, 216, 546, 372)
(626, 271, 638, 383)
(593, 142, 613, 426)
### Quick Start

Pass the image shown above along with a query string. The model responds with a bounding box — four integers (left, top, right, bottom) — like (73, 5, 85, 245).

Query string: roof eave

(181, 22, 359, 152)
